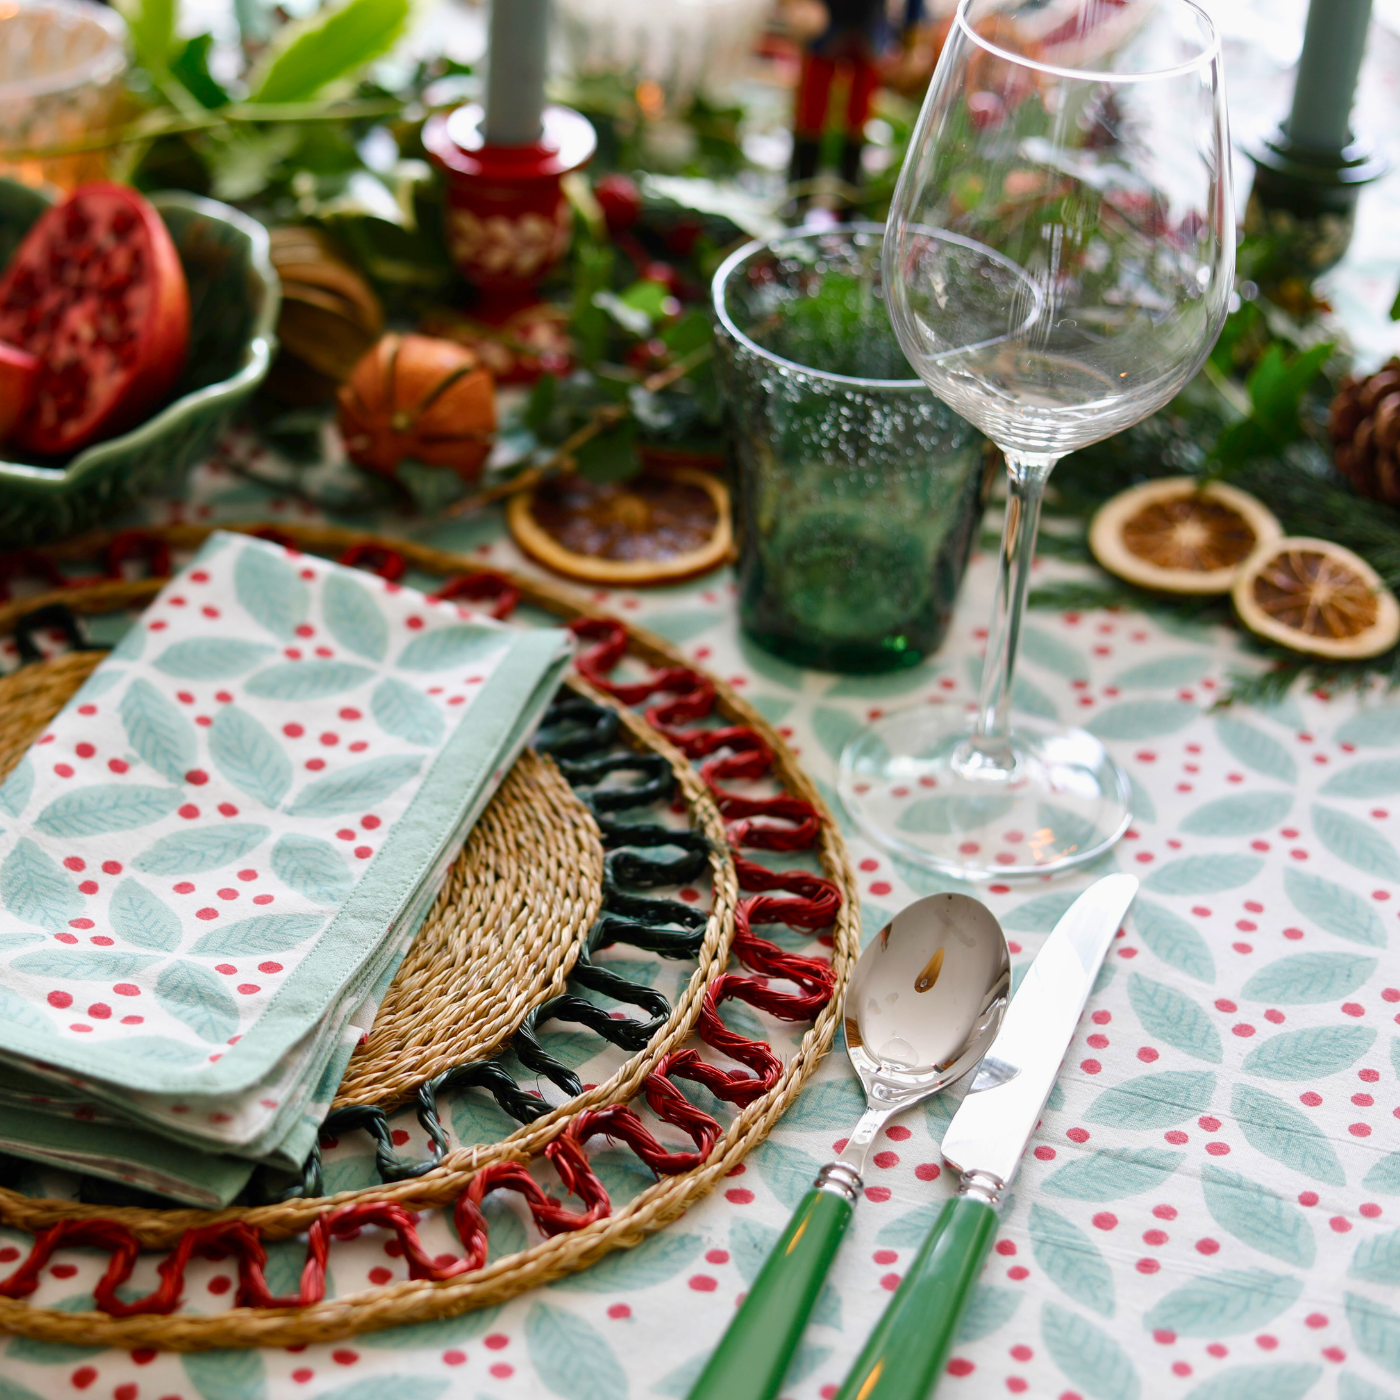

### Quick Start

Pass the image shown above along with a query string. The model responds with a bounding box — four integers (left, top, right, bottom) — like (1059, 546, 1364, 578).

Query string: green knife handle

(686, 1186, 854, 1400)
(834, 1193, 999, 1400)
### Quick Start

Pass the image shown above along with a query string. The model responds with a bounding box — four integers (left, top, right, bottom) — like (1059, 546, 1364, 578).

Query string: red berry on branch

(595, 173, 642, 235)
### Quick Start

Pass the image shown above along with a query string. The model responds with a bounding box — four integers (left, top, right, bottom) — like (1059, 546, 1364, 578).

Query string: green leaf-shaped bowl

(0, 178, 280, 546)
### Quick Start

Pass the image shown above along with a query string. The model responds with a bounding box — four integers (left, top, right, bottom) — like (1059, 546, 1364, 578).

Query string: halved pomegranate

(0, 341, 40, 444)
(0, 183, 190, 458)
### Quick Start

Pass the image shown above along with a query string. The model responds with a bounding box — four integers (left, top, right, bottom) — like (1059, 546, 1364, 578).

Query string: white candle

(1288, 0, 1372, 152)
(483, 0, 550, 147)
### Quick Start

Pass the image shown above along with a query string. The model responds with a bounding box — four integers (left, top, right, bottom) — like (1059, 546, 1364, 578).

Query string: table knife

(832, 872, 1140, 1400)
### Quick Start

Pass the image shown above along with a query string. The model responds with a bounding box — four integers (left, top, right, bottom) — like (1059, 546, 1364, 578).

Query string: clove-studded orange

(337, 333, 496, 481)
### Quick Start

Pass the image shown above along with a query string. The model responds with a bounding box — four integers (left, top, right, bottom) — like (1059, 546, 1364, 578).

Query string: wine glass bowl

(888, 0, 1231, 457)
(838, 0, 1232, 879)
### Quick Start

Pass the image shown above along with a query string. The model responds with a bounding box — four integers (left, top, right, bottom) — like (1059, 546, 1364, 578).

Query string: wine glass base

(837, 707, 1131, 881)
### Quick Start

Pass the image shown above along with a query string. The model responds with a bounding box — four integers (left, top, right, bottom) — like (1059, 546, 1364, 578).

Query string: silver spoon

(686, 892, 1012, 1400)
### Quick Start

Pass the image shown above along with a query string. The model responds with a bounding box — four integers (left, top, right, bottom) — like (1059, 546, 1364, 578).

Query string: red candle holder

(424, 103, 597, 381)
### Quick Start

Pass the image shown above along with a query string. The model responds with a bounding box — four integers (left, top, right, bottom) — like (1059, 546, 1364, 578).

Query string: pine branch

(1217, 666, 1300, 709)
(1220, 639, 1400, 705)
(1027, 578, 1138, 612)
(1028, 575, 1228, 626)
(988, 526, 1090, 561)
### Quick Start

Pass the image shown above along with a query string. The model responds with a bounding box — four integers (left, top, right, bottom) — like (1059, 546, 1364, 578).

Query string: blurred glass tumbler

(712, 225, 991, 674)
(0, 0, 127, 192)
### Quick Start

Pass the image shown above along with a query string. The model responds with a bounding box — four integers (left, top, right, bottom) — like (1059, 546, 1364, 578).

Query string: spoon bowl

(846, 893, 1011, 1112)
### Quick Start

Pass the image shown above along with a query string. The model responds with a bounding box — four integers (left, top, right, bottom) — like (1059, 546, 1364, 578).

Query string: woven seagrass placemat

(0, 524, 858, 1350)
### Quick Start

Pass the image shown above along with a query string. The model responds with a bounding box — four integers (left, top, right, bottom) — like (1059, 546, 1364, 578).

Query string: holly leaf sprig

(1208, 340, 1335, 472)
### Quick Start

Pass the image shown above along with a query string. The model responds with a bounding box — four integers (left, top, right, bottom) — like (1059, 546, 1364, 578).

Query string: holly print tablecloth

(2, 472, 1399, 1400)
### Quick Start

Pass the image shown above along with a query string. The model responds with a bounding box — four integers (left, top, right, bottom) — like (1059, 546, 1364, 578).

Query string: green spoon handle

(686, 1185, 855, 1400)
(834, 1193, 1000, 1400)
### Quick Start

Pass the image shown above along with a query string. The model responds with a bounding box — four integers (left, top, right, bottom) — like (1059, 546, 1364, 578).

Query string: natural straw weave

(0, 523, 860, 1351)
(336, 746, 604, 1107)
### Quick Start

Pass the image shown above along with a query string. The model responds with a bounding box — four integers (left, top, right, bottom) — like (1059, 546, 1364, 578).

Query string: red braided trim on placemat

(0, 584, 840, 1318)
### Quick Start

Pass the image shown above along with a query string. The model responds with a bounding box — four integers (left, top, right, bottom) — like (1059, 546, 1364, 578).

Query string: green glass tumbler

(712, 224, 992, 674)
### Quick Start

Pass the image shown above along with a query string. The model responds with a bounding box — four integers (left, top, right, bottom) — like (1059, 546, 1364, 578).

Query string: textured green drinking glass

(712, 224, 992, 674)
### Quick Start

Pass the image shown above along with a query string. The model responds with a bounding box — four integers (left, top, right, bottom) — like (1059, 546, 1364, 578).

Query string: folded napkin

(0, 532, 572, 1205)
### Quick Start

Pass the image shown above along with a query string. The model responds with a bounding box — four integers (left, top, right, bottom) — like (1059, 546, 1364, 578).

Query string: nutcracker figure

(787, 0, 927, 195)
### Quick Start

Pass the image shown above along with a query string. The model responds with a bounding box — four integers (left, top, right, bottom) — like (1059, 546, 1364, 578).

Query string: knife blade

(832, 873, 1139, 1400)
(941, 870, 1141, 1190)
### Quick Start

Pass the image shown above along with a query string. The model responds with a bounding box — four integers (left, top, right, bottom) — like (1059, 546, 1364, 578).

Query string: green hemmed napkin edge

(0, 1105, 254, 1209)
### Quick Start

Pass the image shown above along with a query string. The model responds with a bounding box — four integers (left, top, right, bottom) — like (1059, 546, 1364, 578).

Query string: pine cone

(1330, 357, 1400, 506)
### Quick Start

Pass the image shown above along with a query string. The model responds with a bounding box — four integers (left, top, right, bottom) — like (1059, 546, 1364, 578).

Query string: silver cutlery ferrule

(812, 1160, 862, 1204)
(959, 1168, 1007, 1209)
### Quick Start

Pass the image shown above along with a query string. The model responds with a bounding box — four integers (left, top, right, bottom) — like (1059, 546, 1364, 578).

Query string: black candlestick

(1245, 0, 1387, 276)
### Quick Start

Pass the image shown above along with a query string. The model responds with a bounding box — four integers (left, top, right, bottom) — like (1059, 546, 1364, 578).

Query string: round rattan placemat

(0, 523, 858, 1351)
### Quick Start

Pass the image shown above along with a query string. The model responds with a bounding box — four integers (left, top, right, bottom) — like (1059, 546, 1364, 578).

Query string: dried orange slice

(1232, 537, 1400, 659)
(1089, 477, 1282, 594)
(507, 465, 732, 586)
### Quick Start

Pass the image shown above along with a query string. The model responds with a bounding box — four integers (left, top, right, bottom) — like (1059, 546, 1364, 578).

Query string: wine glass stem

(962, 450, 1059, 775)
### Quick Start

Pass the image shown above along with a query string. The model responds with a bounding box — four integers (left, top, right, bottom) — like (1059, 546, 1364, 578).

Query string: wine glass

(838, 0, 1233, 879)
